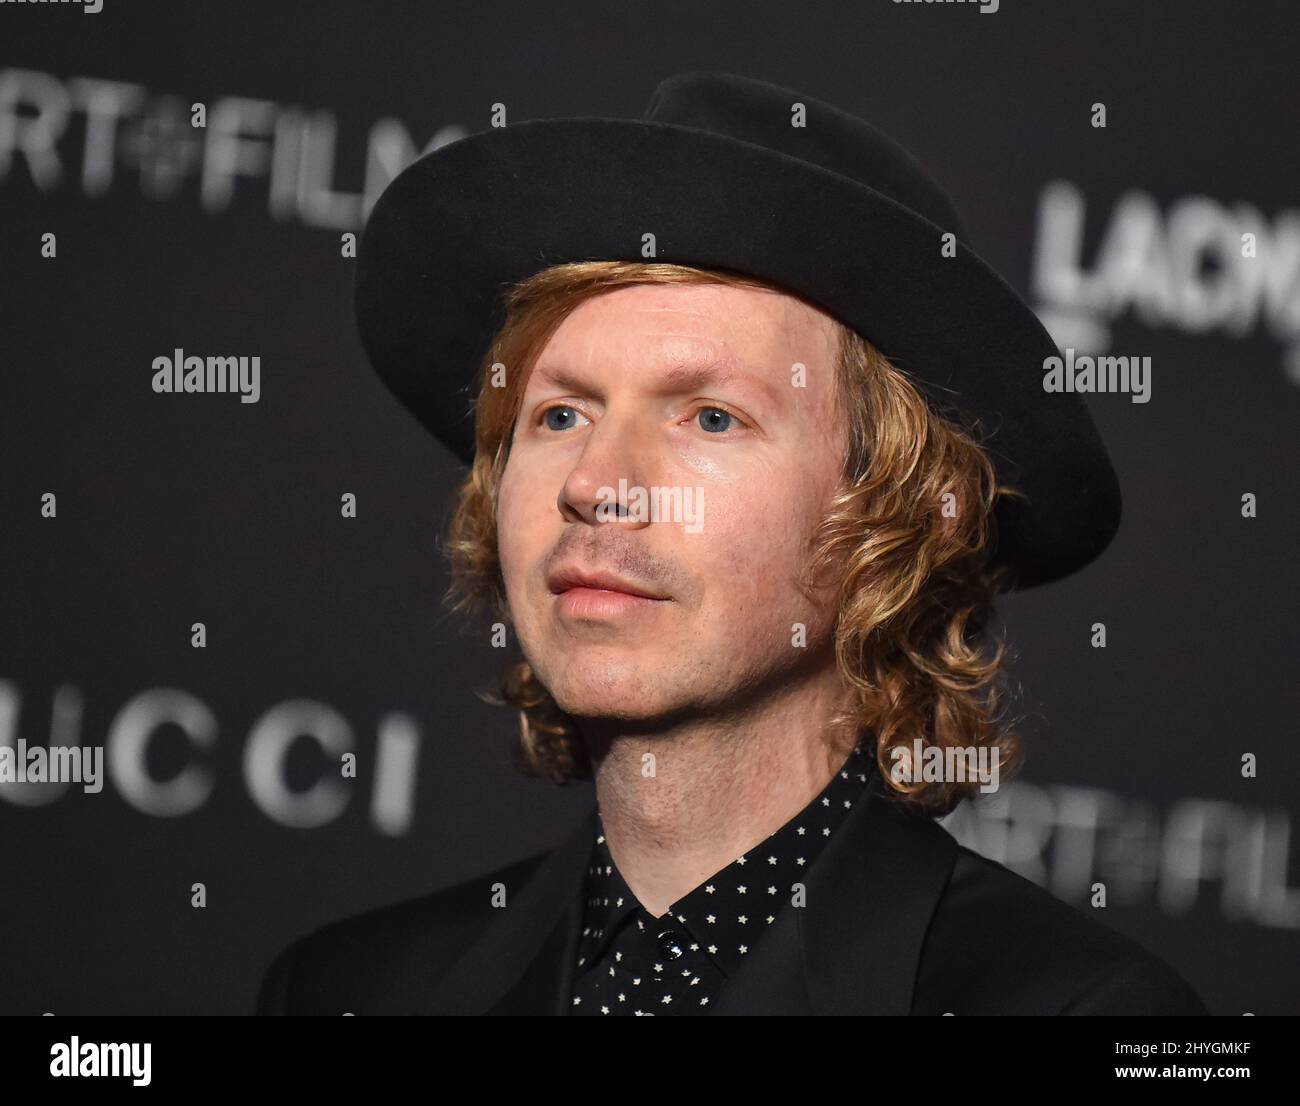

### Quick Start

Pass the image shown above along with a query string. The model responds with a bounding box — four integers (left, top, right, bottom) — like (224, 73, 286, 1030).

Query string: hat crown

(644, 72, 968, 241)
(355, 70, 1122, 588)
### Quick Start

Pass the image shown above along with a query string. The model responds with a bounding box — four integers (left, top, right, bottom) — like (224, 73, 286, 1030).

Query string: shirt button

(657, 929, 686, 960)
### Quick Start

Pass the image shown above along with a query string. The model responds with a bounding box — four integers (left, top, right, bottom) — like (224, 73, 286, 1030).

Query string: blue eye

(697, 406, 737, 433)
(542, 406, 587, 431)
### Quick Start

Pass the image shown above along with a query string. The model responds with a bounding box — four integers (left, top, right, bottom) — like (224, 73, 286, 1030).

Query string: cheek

(497, 457, 564, 598)
(699, 495, 805, 608)
(495, 466, 534, 582)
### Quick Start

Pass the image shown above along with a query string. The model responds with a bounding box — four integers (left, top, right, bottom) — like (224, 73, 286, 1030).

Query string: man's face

(496, 281, 849, 727)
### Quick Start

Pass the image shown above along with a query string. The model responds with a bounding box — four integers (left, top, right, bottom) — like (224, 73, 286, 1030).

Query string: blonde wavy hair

(442, 260, 1028, 815)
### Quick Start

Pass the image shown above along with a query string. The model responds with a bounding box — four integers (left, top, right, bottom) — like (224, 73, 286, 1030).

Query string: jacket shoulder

(914, 844, 1208, 1015)
(254, 849, 549, 1015)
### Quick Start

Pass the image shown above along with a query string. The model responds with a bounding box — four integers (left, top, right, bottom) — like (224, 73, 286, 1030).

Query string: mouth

(547, 569, 669, 602)
(547, 568, 671, 619)
(552, 586, 668, 619)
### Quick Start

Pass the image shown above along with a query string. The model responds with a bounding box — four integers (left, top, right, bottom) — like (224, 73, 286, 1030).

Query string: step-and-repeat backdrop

(2, 0, 1296, 1014)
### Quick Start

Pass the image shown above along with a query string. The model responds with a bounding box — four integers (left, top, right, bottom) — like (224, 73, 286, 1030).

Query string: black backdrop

(2, 0, 1297, 1015)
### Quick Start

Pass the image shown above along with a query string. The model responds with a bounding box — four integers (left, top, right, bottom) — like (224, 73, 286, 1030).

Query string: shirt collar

(577, 741, 875, 977)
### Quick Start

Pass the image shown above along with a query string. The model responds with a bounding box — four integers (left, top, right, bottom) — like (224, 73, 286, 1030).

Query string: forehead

(526, 282, 839, 399)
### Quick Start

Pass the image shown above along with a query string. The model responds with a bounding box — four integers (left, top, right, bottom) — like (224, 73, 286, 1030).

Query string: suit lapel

(705, 898, 812, 1015)
(420, 771, 959, 1015)
(420, 804, 596, 1014)
(710, 772, 959, 1015)
(803, 780, 959, 1014)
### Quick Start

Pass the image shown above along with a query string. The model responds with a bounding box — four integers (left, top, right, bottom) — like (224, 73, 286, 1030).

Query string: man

(256, 72, 1207, 1015)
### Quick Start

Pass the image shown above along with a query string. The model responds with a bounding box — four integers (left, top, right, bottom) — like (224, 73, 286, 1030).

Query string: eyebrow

(529, 358, 785, 410)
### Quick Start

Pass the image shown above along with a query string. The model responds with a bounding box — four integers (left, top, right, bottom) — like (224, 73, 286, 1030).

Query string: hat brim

(355, 117, 1121, 590)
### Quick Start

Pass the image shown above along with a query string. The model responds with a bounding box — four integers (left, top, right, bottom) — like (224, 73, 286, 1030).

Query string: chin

(546, 668, 677, 721)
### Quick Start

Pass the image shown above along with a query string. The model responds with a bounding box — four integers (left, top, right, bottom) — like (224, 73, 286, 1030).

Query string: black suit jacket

(255, 781, 1209, 1015)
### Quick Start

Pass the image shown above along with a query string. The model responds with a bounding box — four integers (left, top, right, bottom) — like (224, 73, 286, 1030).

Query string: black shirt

(570, 741, 874, 1015)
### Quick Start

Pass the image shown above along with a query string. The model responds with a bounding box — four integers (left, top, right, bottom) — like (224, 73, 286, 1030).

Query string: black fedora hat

(354, 70, 1121, 591)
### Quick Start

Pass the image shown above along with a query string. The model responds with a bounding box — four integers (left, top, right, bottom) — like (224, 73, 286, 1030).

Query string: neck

(581, 663, 858, 917)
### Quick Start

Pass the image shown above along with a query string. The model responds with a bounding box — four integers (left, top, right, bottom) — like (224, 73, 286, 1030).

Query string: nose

(556, 407, 656, 530)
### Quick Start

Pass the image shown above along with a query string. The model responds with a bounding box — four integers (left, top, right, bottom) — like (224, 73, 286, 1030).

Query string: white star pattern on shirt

(571, 741, 871, 1016)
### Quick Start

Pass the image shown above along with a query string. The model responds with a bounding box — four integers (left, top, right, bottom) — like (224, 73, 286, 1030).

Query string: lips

(547, 566, 668, 601)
